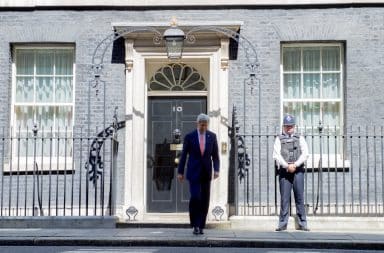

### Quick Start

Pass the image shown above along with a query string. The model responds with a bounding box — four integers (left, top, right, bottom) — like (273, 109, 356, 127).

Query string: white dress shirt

(273, 133, 309, 170)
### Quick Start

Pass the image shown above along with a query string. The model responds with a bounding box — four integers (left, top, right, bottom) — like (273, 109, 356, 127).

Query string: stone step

(230, 215, 384, 232)
(118, 212, 230, 229)
(117, 221, 231, 229)
(0, 216, 117, 229)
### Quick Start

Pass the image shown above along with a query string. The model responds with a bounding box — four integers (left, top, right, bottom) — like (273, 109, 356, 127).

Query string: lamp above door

(163, 18, 186, 60)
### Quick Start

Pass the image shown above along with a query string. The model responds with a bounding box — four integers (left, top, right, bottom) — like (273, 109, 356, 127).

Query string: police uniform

(273, 115, 309, 231)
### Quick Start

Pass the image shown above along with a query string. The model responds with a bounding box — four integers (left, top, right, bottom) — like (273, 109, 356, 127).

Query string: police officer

(273, 114, 309, 231)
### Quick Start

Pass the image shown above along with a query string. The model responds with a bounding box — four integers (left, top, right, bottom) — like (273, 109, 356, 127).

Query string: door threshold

(143, 212, 189, 222)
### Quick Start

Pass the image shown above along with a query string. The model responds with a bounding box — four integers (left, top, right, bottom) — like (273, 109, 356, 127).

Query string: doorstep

(117, 212, 230, 229)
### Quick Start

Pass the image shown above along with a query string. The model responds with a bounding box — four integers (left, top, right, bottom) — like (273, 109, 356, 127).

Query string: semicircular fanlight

(149, 63, 207, 91)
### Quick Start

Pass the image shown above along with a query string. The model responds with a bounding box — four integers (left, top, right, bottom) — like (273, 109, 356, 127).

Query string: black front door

(147, 97, 207, 213)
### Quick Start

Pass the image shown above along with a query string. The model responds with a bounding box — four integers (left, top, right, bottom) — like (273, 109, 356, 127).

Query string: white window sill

(3, 157, 74, 173)
(305, 154, 350, 170)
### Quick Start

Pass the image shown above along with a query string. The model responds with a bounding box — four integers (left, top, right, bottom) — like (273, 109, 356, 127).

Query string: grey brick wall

(0, 6, 383, 215)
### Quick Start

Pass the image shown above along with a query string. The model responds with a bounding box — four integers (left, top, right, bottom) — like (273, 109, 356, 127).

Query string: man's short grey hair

(197, 113, 210, 123)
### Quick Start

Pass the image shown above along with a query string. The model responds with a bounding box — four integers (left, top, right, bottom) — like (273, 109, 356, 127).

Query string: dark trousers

(188, 178, 211, 229)
(278, 169, 307, 228)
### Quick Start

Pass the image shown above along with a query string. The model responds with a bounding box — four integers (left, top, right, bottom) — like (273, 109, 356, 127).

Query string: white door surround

(115, 21, 241, 222)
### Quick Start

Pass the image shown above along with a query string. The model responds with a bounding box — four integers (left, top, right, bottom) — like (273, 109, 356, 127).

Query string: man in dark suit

(177, 113, 220, 235)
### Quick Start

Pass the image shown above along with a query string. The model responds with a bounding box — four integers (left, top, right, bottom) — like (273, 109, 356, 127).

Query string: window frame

(280, 42, 345, 160)
(280, 42, 344, 131)
(8, 44, 76, 170)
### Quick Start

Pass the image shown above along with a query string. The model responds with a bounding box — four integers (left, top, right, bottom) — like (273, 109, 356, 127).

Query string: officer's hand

(177, 174, 184, 182)
(214, 172, 219, 179)
(288, 164, 296, 173)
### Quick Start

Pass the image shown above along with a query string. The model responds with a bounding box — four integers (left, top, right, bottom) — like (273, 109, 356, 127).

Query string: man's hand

(287, 163, 296, 173)
(214, 172, 219, 179)
(177, 174, 184, 182)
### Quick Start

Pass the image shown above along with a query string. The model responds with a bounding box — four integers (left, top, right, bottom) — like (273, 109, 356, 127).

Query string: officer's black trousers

(278, 169, 307, 228)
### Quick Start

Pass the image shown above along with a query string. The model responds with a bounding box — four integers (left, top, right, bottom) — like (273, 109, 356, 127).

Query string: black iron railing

(230, 111, 384, 216)
(0, 126, 119, 217)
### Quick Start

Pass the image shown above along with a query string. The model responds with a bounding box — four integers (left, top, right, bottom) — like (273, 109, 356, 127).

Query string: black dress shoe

(275, 226, 287, 232)
(297, 226, 310, 231)
(193, 227, 199, 235)
(199, 228, 204, 235)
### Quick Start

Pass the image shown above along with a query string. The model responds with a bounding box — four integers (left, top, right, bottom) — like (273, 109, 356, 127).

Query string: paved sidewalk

(0, 228, 383, 250)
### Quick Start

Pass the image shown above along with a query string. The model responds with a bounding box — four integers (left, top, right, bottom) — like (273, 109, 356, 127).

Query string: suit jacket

(177, 130, 220, 182)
